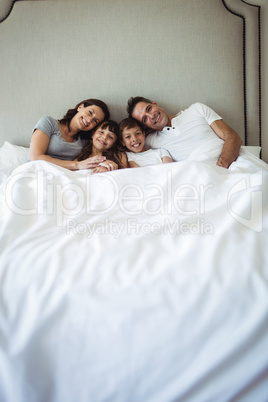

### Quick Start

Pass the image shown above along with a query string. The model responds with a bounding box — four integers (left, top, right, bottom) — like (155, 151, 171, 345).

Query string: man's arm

(210, 120, 242, 168)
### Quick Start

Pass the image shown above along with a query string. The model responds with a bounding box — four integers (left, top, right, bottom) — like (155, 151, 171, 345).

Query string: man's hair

(126, 96, 153, 117)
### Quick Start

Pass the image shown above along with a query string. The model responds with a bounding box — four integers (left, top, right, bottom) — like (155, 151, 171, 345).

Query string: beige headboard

(0, 0, 262, 150)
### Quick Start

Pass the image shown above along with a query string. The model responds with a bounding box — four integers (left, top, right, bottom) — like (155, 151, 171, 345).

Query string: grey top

(32, 116, 87, 160)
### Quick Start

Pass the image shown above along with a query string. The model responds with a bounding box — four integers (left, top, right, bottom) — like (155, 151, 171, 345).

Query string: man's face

(132, 101, 171, 131)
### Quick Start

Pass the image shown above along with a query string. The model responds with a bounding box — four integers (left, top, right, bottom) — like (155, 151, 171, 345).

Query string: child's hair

(119, 118, 145, 144)
(76, 120, 125, 168)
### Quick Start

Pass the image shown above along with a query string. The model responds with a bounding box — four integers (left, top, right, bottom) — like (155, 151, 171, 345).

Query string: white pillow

(0, 141, 29, 184)
(241, 145, 261, 158)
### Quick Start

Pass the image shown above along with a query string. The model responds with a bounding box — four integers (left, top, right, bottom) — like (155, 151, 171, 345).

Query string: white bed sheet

(0, 150, 267, 402)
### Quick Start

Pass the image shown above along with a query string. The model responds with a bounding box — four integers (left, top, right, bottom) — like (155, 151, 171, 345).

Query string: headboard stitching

(221, 0, 262, 154)
(221, 0, 247, 145)
(241, 0, 262, 156)
(0, 0, 18, 24)
(0, 0, 262, 155)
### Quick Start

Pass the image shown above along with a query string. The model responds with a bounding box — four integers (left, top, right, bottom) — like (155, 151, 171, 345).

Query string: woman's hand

(98, 160, 118, 171)
(76, 155, 106, 170)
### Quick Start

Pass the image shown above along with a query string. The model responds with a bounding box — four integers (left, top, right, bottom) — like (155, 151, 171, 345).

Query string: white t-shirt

(145, 103, 223, 162)
(126, 148, 172, 167)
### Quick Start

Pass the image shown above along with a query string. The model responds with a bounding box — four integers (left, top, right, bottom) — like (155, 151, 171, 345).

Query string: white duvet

(0, 150, 267, 402)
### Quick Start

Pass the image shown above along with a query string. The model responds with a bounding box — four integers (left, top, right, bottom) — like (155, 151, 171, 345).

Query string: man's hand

(216, 156, 231, 169)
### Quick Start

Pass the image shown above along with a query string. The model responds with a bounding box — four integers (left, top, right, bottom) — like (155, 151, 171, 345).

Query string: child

(76, 120, 128, 173)
(119, 118, 173, 167)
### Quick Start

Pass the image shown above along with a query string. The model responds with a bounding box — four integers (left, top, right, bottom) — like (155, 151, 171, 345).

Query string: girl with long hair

(76, 120, 128, 173)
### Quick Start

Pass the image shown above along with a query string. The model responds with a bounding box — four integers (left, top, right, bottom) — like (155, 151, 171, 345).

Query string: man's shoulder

(145, 130, 162, 144)
(170, 103, 204, 123)
(184, 102, 209, 114)
(176, 102, 219, 121)
(146, 130, 160, 138)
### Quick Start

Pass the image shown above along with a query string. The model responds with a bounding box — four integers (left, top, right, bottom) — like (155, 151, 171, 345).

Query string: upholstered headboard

(0, 0, 262, 150)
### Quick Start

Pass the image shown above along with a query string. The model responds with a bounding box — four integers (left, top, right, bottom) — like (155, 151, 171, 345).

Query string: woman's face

(92, 126, 117, 152)
(75, 104, 105, 132)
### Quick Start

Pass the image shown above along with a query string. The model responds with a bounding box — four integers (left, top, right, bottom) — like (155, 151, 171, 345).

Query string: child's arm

(129, 160, 140, 168)
(92, 152, 130, 173)
(93, 160, 119, 174)
(119, 152, 130, 169)
(160, 148, 173, 164)
(97, 160, 118, 171)
(122, 152, 140, 168)
(92, 166, 110, 174)
(161, 156, 173, 164)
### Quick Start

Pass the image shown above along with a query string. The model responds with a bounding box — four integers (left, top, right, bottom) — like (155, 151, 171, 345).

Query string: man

(126, 96, 242, 168)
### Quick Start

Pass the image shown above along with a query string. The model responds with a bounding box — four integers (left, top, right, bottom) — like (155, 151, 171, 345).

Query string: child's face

(92, 126, 117, 152)
(121, 126, 145, 153)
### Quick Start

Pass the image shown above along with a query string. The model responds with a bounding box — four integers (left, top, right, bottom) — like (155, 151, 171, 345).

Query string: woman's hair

(76, 120, 126, 168)
(58, 99, 110, 131)
(119, 118, 145, 145)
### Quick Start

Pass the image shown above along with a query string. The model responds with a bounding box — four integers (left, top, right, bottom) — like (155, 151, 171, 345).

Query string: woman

(30, 98, 116, 170)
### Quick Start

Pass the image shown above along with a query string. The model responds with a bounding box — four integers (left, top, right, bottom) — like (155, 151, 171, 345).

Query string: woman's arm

(30, 130, 105, 170)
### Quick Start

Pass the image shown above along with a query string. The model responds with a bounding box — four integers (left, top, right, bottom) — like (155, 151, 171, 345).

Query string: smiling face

(91, 126, 117, 154)
(132, 101, 172, 131)
(74, 104, 105, 132)
(121, 125, 146, 153)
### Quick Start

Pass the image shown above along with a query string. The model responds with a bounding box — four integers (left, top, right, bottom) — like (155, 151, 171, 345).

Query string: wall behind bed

(0, 0, 266, 162)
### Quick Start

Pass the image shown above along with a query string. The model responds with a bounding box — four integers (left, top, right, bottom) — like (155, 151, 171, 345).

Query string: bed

(0, 1, 267, 401)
